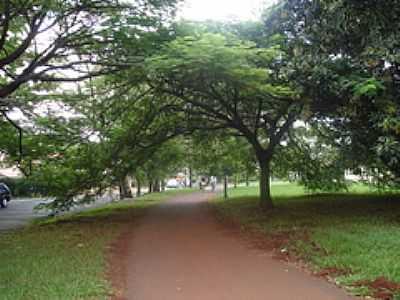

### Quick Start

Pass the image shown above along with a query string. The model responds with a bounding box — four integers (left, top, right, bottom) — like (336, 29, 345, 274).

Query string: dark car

(0, 182, 11, 208)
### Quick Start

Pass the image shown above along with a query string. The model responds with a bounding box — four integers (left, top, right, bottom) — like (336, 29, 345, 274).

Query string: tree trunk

(189, 167, 193, 188)
(224, 175, 228, 200)
(259, 158, 274, 209)
(149, 182, 153, 193)
(119, 176, 132, 200)
(154, 180, 161, 192)
(136, 178, 142, 197)
(234, 176, 238, 188)
(161, 180, 166, 192)
(246, 172, 250, 187)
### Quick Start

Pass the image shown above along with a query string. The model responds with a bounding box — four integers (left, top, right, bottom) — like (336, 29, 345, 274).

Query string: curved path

(113, 192, 354, 300)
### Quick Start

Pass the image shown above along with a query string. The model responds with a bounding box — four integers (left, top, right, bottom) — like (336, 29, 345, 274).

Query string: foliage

(188, 133, 257, 183)
(3, 0, 400, 209)
(29, 86, 186, 210)
(138, 139, 187, 188)
(263, 0, 400, 187)
(147, 32, 303, 206)
(0, 0, 179, 102)
(0, 0, 183, 209)
(273, 125, 349, 192)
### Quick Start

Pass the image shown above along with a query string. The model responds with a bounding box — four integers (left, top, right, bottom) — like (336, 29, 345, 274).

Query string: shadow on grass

(213, 190, 400, 297)
(223, 192, 400, 231)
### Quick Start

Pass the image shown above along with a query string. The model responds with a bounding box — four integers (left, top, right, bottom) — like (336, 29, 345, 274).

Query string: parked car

(0, 182, 11, 208)
(166, 179, 180, 188)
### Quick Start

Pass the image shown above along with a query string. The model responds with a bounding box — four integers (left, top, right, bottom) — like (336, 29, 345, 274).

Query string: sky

(179, 0, 272, 21)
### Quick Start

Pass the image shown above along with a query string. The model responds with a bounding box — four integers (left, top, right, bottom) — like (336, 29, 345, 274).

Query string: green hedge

(0, 177, 49, 198)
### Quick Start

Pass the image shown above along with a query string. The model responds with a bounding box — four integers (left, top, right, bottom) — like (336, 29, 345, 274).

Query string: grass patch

(213, 183, 400, 298)
(0, 189, 192, 300)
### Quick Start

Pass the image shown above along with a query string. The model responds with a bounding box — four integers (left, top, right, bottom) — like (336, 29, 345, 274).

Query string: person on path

(210, 176, 217, 191)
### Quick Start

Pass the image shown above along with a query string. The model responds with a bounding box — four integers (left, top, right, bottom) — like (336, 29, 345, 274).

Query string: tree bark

(136, 178, 142, 197)
(189, 167, 193, 188)
(224, 175, 228, 200)
(246, 172, 250, 187)
(154, 180, 161, 192)
(119, 176, 132, 200)
(161, 180, 166, 192)
(258, 158, 274, 209)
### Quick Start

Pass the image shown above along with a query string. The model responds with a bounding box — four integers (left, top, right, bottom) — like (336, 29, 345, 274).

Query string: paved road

(0, 199, 48, 231)
(0, 188, 150, 232)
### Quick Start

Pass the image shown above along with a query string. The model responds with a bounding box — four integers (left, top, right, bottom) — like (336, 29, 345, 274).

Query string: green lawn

(0, 189, 191, 300)
(213, 183, 400, 298)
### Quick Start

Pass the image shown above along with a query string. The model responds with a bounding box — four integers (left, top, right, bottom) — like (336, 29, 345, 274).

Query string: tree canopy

(2, 0, 400, 212)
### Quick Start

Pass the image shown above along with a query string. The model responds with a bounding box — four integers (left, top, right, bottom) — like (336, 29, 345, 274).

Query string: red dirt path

(109, 192, 355, 300)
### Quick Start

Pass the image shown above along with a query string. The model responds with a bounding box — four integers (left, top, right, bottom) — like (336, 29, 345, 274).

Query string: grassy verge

(0, 189, 192, 300)
(212, 183, 400, 299)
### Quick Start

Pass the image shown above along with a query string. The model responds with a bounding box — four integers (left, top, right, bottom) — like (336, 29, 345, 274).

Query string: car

(166, 179, 180, 188)
(0, 182, 11, 208)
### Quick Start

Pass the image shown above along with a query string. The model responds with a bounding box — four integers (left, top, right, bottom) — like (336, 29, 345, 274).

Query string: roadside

(0, 186, 154, 231)
(0, 198, 48, 231)
(110, 191, 353, 300)
(211, 184, 400, 300)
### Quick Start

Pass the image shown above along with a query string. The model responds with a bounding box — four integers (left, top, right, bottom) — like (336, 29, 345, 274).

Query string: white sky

(179, 0, 273, 21)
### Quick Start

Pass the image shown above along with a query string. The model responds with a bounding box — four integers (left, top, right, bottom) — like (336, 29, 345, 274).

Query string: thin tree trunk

(189, 167, 193, 188)
(246, 172, 249, 187)
(136, 178, 141, 197)
(224, 175, 228, 200)
(259, 158, 274, 209)
(149, 182, 153, 193)
(234, 176, 238, 188)
(119, 183, 123, 200)
(161, 180, 166, 192)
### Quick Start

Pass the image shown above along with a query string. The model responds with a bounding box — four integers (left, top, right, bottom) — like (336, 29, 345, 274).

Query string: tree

(263, 0, 400, 186)
(189, 132, 257, 188)
(273, 125, 349, 192)
(0, 0, 181, 173)
(147, 33, 303, 208)
(0, 0, 180, 99)
(139, 139, 186, 193)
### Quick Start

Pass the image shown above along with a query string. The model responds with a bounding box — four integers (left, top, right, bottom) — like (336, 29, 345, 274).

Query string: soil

(108, 191, 355, 300)
(352, 277, 400, 300)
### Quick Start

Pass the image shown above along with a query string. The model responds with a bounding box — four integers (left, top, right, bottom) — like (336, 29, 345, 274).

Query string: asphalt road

(0, 198, 48, 231)
(0, 187, 170, 232)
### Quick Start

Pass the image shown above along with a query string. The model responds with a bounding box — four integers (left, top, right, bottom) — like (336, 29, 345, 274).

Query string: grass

(0, 189, 192, 300)
(213, 183, 400, 298)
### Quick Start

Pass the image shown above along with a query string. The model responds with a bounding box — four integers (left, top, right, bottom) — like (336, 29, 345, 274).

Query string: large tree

(0, 0, 181, 171)
(147, 33, 303, 208)
(263, 0, 400, 186)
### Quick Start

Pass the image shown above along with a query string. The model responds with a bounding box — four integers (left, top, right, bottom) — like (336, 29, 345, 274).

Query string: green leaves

(353, 78, 385, 98)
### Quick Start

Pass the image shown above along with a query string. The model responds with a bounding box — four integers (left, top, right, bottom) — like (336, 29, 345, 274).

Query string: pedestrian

(210, 176, 217, 191)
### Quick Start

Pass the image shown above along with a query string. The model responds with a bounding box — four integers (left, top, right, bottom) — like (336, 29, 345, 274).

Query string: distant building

(344, 168, 373, 183)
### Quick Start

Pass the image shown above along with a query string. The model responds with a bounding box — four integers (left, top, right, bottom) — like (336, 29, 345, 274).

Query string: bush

(0, 177, 50, 198)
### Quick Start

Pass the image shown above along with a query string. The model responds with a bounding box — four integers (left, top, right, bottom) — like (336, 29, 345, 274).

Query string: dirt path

(111, 192, 354, 300)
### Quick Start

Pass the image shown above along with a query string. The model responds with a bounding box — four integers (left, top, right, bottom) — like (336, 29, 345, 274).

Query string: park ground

(213, 183, 400, 300)
(0, 184, 399, 299)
